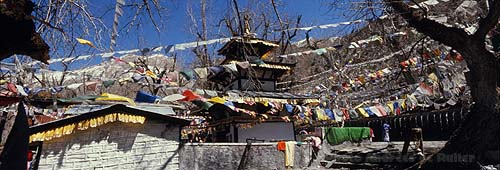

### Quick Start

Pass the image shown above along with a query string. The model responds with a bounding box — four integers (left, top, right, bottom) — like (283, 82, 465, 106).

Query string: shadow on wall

(160, 142, 185, 169)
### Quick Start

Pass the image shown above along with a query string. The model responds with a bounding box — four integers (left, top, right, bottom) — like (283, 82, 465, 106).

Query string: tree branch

(32, 16, 64, 33)
(474, 0, 500, 39)
(383, 0, 470, 51)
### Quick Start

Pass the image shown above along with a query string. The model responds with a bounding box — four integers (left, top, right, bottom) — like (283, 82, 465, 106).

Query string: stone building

(28, 104, 190, 170)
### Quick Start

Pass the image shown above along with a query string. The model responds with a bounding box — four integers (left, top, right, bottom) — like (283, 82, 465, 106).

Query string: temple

(202, 32, 318, 142)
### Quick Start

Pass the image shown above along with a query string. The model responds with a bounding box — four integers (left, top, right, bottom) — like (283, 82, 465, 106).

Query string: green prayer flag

(103, 80, 116, 88)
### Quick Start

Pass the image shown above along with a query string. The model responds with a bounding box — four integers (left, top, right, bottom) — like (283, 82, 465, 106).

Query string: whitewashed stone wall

(37, 120, 180, 170)
(179, 143, 313, 170)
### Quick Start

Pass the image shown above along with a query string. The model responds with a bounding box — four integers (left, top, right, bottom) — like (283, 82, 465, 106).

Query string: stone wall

(37, 120, 181, 170)
(179, 142, 313, 170)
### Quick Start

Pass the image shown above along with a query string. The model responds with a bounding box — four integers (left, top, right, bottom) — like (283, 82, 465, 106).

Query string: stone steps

(319, 141, 446, 169)
(320, 161, 379, 169)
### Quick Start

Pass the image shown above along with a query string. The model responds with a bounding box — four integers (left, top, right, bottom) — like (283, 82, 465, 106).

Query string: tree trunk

(419, 41, 499, 169)
(381, 0, 500, 168)
(0, 0, 50, 63)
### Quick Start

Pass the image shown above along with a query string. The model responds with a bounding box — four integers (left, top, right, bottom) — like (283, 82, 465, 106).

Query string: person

(383, 122, 391, 143)
(312, 136, 322, 158)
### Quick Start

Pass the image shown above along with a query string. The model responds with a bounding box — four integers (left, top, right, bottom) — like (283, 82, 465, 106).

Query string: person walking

(383, 122, 391, 143)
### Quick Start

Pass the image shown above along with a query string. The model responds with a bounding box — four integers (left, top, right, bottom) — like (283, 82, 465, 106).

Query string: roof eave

(29, 104, 190, 134)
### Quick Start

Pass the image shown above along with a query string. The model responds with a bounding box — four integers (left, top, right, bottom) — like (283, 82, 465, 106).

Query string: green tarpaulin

(325, 127, 371, 145)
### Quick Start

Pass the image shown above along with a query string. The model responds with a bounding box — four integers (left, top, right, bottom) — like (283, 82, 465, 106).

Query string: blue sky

(85, 0, 353, 69)
(105, 0, 345, 49)
(3, 0, 361, 71)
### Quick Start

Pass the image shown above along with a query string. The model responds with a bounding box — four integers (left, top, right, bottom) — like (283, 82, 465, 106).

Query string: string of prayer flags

(234, 107, 257, 117)
(194, 68, 208, 79)
(118, 77, 131, 85)
(208, 66, 224, 76)
(222, 63, 238, 72)
(281, 116, 291, 122)
(6, 83, 17, 93)
(428, 73, 439, 83)
(278, 48, 334, 58)
(341, 67, 393, 91)
(162, 94, 186, 102)
(191, 100, 214, 110)
(314, 107, 329, 121)
(194, 89, 205, 96)
(50, 86, 65, 94)
(261, 50, 272, 60)
(145, 70, 158, 79)
(250, 59, 265, 65)
(66, 83, 83, 90)
(166, 72, 179, 82)
(236, 61, 250, 69)
(15, 85, 28, 96)
(349, 35, 383, 49)
(207, 97, 227, 105)
(388, 32, 407, 38)
(161, 77, 172, 83)
(315, 48, 328, 55)
(325, 109, 335, 120)
(400, 57, 418, 67)
(95, 93, 136, 105)
(422, 52, 432, 60)
(111, 56, 125, 63)
(85, 82, 97, 91)
(356, 108, 370, 118)
(180, 70, 196, 81)
(102, 80, 116, 88)
(223, 100, 236, 110)
(180, 89, 203, 102)
(131, 75, 145, 82)
(135, 91, 160, 103)
(127, 62, 136, 68)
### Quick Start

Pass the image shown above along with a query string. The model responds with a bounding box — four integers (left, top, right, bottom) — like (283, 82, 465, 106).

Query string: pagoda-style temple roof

(207, 61, 296, 91)
(213, 36, 296, 92)
(217, 37, 279, 59)
(225, 60, 295, 71)
(223, 90, 318, 101)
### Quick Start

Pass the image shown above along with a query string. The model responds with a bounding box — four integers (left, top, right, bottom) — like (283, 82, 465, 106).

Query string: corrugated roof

(128, 105, 176, 115)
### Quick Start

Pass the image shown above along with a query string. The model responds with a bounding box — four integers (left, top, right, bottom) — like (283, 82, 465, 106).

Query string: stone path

(310, 141, 446, 169)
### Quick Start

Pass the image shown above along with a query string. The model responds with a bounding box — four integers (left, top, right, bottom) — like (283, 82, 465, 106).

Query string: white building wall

(37, 121, 180, 170)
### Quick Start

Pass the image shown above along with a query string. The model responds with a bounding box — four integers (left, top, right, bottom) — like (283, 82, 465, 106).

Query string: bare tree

(188, 0, 211, 68)
(330, 0, 499, 168)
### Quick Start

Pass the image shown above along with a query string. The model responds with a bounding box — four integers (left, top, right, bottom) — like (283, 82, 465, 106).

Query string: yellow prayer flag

(76, 38, 96, 48)
(261, 50, 272, 60)
(428, 73, 438, 82)
(387, 102, 395, 116)
(356, 108, 369, 118)
(127, 62, 136, 68)
(433, 49, 441, 56)
(207, 97, 227, 104)
(145, 70, 158, 79)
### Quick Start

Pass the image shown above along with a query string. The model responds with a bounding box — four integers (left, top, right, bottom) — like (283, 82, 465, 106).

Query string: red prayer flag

(180, 90, 202, 101)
